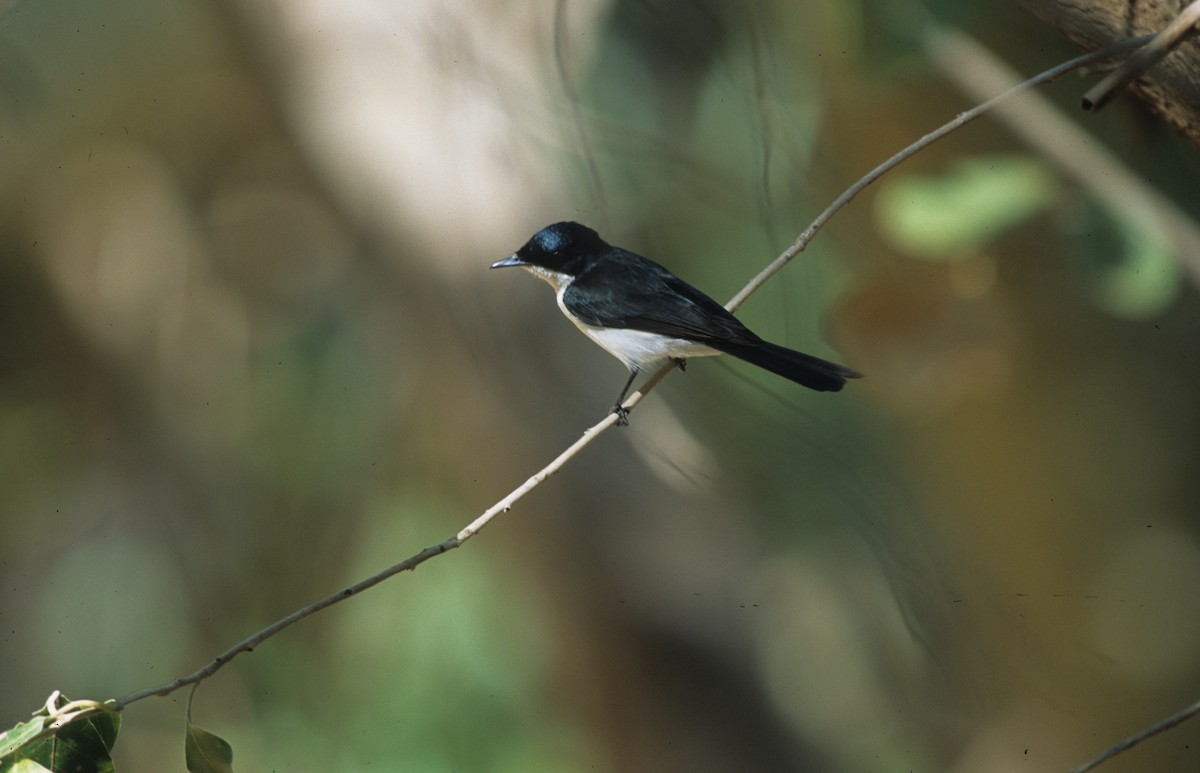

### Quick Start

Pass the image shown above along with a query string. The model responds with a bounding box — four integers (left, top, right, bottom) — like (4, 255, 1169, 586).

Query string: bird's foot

(610, 404, 630, 426)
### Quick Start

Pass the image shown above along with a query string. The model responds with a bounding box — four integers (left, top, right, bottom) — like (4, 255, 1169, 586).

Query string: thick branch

(1020, 0, 1200, 147)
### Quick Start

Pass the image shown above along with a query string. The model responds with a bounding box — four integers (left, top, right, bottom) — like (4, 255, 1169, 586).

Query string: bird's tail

(710, 340, 862, 392)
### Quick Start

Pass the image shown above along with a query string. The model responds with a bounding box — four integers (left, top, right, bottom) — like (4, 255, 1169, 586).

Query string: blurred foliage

(1065, 201, 1183, 319)
(876, 154, 1183, 317)
(875, 154, 1059, 258)
(1, 1, 1199, 772)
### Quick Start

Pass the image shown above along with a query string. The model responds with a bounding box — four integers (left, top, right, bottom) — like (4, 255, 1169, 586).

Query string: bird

(491, 221, 861, 424)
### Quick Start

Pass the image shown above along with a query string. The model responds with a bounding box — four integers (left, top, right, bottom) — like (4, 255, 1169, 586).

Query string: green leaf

(0, 709, 120, 773)
(0, 718, 49, 760)
(875, 155, 1058, 258)
(185, 724, 233, 773)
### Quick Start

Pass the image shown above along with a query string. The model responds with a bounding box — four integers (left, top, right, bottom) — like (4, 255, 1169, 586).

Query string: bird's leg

(671, 357, 687, 372)
(611, 368, 639, 426)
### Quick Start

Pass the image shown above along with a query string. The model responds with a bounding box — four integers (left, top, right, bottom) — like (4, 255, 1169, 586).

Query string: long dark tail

(710, 340, 862, 392)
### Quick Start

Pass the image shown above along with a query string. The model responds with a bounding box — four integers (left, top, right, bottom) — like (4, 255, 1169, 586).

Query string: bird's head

(490, 221, 606, 281)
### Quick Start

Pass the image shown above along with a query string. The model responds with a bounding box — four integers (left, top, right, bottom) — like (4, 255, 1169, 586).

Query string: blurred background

(2, 1, 1198, 771)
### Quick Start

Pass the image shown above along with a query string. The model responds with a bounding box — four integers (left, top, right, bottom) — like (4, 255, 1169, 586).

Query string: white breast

(520, 263, 720, 370)
(572, 324, 721, 370)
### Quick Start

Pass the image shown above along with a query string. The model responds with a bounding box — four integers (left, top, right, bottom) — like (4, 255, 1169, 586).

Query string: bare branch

(928, 25, 1200, 289)
(1021, 0, 1200, 146)
(1069, 696, 1200, 773)
(1082, 0, 1200, 111)
(726, 29, 1148, 313)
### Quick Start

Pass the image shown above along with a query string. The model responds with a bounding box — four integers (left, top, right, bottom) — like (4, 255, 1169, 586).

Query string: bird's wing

(562, 251, 757, 344)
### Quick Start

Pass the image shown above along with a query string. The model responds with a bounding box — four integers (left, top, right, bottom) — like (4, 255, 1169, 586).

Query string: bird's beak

(490, 254, 525, 269)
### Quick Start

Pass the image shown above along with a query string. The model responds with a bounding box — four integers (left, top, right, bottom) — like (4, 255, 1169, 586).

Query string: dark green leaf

(0, 706, 120, 773)
(185, 724, 233, 773)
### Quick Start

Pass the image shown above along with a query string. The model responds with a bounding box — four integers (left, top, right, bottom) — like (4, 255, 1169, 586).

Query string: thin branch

(1069, 696, 1200, 773)
(725, 30, 1149, 313)
(106, 409, 626, 709)
(15, 23, 1160, 746)
(929, 25, 1200, 288)
(111, 540, 458, 707)
(1082, 0, 1200, 111)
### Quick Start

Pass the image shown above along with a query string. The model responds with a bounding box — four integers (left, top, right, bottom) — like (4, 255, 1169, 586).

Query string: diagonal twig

(1068, 696, 1200, 773)
(726, 30, 1148, 313)
(1082, 0, 1200, 111)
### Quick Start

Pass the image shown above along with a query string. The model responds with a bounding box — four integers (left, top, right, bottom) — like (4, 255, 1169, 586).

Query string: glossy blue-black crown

(517, 221, 604, 269)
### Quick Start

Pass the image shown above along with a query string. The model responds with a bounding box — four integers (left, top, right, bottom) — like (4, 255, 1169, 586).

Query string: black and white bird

(492, 221, 861, 423)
